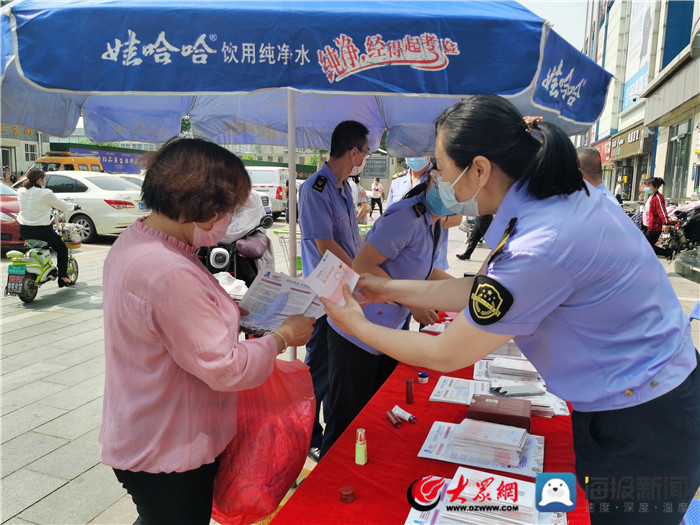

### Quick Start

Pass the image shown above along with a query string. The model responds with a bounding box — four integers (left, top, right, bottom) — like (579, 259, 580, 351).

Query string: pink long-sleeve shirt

(99, 218, 278, 473)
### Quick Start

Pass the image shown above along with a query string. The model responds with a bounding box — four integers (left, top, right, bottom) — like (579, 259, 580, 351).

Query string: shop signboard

(608, 124, 649, 160)
(362, 156, 389, 183)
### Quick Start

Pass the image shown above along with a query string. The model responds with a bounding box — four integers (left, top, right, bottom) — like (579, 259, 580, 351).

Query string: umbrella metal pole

(287, 89, 298, 361)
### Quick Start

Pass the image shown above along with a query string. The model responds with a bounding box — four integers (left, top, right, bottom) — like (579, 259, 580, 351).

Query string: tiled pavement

(1, 220, 698, 524)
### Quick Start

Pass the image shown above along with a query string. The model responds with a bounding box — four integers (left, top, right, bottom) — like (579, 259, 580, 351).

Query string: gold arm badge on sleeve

(469, 275, 513, 326)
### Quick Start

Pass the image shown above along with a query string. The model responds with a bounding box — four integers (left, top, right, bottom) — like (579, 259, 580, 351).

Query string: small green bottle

(355, 428, 367, 465)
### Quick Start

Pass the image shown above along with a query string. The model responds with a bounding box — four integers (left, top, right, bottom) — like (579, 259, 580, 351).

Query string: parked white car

(14, 171, 149, 242)
(117, 173, 146, 187)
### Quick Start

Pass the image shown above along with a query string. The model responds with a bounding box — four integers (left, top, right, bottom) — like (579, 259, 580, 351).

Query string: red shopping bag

(212, 358, 315, 525)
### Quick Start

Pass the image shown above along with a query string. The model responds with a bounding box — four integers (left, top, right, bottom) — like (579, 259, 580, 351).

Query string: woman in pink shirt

(100, 138, 314, 525)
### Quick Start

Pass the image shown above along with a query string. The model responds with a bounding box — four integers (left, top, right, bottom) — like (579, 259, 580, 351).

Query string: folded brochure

(239, 250, 358, 332)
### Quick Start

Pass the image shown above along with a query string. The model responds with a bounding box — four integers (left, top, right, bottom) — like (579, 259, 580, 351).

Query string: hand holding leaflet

(304, 250, 359, 306)
(239, 251, 360, 333)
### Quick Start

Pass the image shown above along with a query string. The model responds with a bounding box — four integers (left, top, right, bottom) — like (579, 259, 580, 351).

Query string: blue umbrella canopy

(1, 0, 612, 155)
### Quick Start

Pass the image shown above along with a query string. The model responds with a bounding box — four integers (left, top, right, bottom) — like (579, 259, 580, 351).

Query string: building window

(299, 157, 305, 164)
(267, 156, 273, 162)
(257, 156, 263, 161)
(278, 156, 284, 163)
(24, 143, 37, 162)
(664, 119, 692, 200)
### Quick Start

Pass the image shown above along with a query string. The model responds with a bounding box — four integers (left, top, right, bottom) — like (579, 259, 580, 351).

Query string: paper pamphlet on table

(417, 421, 544, 478)
(405, 467, 568, 525)
(474, 360, 544, 387)
(450, 419, 528, 467)
(490, 357, 542, 381)
(482, 340, 526, 360)
(429, 376, 491, 405)
(473, 361, 570, 417)
(239, 251, 358, 332)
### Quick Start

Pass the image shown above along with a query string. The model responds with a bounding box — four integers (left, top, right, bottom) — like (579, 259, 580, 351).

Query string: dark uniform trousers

(320, 326, 399, 457)
(572, 352, 700, 525)
(305, 315, 331, 449)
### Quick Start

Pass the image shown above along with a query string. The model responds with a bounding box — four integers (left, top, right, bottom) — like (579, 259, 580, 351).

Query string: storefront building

(607, 122, 653, 201)
(0, 123, 48, 180)
(642, 44, 699, 203)
(640, 6, 699, 202)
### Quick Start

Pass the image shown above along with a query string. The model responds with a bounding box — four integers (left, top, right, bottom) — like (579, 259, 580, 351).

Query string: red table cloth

(272, 363, 590, 524)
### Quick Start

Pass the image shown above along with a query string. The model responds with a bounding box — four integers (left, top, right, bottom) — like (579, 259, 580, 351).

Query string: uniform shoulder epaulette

(312, 175, 327, 193)
(393, 170, 408, 179)
(412, 202, 426, 218)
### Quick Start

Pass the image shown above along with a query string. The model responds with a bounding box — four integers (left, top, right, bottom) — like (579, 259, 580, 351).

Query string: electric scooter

(4, 209, 84, 303)
(198, 214, 274, 287)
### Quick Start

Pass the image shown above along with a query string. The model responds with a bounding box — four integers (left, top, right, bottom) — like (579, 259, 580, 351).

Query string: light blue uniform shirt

(386, 169, 428, 208)
(471, 180, 696, 412)
(299, 163, 361, 278)
(597, 181, 619, 205)
(386, 165, 450, 271)
(330, 192, 442, 355)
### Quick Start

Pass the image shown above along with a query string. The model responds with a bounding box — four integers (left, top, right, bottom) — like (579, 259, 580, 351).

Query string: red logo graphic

(407, 475, 447, 511)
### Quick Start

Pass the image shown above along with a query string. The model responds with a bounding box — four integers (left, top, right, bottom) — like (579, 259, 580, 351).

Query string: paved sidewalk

(1, 223, 698, 524)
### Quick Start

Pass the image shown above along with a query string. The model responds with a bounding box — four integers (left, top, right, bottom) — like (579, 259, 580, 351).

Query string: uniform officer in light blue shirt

(386, 156, 458, 270)
(298, 120, 366, 460)
(320, 180, 453, 457)
(385, 157, 431, 207)
(577, 146, 620, 206)
(323, 96, 700, 525)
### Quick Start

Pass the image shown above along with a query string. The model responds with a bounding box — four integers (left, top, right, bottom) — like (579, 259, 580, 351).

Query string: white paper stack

(450, 419, 528, 467)
(483, 340, 526, 360)
(490, 357, 542, 382)
(429, 376, 491, 405)
(472, 361, 569, 417)
(440, 467, 539, 525)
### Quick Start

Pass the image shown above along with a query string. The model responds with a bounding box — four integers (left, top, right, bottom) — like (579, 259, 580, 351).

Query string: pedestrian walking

(369, 177, 384, 217)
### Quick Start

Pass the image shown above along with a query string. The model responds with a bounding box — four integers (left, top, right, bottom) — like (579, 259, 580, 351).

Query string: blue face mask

(426, 183, 453, 217)
(435, 165, 481, 216)
(406, 157, 430, 172)
(644, 187, 652, 196)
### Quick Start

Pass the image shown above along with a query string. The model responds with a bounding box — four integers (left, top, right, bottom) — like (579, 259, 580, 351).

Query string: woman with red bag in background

(643, 176, 672, 257)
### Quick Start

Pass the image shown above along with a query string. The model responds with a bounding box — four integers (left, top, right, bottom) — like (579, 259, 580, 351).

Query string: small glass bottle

(405, 377, 414, 404)
(355, 428, 367, 465)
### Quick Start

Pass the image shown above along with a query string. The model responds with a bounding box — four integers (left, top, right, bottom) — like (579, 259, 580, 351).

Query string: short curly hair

(142, 137, 251, 223)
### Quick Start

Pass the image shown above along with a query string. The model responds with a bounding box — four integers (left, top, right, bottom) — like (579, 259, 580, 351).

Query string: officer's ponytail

(435, 95, 587, 200)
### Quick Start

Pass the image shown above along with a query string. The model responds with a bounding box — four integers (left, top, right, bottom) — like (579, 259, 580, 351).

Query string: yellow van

(28, 151, 104, 173)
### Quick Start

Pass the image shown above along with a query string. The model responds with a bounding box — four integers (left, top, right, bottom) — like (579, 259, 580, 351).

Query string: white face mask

(435, 165, 481, 216)
(350, 147, 368, 176)
(192, 213, 233, 247)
